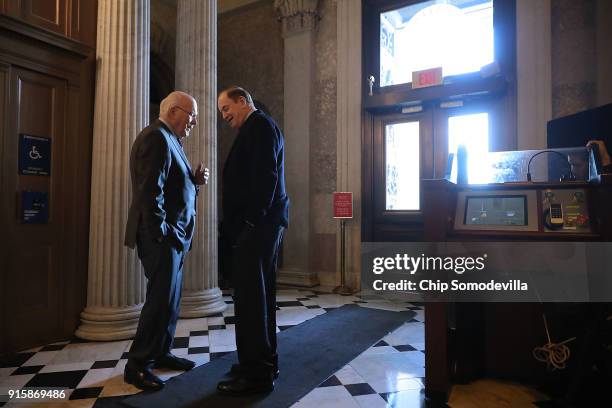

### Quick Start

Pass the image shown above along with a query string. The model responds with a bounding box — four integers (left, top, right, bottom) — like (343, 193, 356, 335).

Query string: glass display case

(447, 146, 591, 184)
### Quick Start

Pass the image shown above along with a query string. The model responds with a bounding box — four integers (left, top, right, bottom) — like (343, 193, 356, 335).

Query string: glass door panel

(372, 109, 434, 236)
(448, 112, 490, 184)
(385, 121, 420, 210)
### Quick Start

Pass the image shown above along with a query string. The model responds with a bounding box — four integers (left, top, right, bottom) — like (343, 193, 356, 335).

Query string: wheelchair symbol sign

(19, 134, 51, 175)
(29, 146, 43, 160)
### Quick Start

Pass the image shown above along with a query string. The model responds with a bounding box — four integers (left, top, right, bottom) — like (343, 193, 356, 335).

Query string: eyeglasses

(174, 106, 198, 120)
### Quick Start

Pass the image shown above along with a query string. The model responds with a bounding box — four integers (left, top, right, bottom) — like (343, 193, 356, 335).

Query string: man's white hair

(159, 91, 193, 117)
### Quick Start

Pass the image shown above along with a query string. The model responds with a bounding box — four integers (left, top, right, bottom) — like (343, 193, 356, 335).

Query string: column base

(75, 305, 142, 341)
(180, 287, 227, 318)
(277, 268, 320, 287)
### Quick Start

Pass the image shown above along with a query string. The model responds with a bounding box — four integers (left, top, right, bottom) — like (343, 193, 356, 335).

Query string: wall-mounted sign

(19, 134, 51, 176)
(22, 191, 49, 224)
(412, 67, 443, 89)
(333, 192, 353, 219)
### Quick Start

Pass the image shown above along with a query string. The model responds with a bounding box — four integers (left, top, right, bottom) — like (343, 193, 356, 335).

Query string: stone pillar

(551, 0, 597, 117)
(336, 0, 362, 290)
(274, 0, 320, 287)
(175, 0, 226, 317)
(516, 0, 551, 150)
(596, 0, 612, 105)
(76, 0, 150, 340)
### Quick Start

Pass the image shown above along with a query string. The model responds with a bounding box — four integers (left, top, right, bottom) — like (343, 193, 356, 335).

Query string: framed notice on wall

(19, 134, 51, 176)
(333, 192, 353, 219)
(22, 191, 49, 224)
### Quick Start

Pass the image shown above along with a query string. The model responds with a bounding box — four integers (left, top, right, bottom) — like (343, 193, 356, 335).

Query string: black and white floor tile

(0, 289, 425, 408)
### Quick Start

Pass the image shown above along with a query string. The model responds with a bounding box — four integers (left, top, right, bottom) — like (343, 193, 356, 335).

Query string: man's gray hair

(160, 91, 192, 117)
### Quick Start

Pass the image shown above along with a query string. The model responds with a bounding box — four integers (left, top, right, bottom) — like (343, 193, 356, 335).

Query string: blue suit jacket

(125, 120, 198, 251)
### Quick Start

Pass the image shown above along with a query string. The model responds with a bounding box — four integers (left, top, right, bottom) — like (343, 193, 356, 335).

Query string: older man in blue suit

(124, 91, 208, 391)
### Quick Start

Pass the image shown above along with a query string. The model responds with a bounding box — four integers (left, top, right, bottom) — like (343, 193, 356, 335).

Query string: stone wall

(551, 0, 612, 118)
(151, 0, 177, 74)
(551, 0, 596, 117)
(311, 0, 337, 284)
(218, 0, 339, 284)
(151, 0, 177, 119)
(217, 0, 284, 204)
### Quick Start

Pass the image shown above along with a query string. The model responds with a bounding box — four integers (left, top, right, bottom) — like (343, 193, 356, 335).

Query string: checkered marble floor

(0, 289, 426, 408)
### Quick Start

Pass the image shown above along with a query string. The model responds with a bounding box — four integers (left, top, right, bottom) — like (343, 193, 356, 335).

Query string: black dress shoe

(217, 376, 274, 395)
(228, 363, 279, 379)
(124, 365, 164, 391)
(154, 354, 196, 371)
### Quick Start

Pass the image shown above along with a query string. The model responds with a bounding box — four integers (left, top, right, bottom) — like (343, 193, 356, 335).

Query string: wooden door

(0, 2, 95, 357)
(3, 67, 68, 352)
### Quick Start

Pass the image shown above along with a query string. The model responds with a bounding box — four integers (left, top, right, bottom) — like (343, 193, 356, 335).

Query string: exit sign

(412, 67, 443, 89)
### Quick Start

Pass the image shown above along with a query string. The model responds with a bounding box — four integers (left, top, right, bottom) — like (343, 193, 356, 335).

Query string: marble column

(336, 0, 362, 290)
(274, 0, 320, 287)
(175, 0, 226, 317)
(76, 0, 150, 340)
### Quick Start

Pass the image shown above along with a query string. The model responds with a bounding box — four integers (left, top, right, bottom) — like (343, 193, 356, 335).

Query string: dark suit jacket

(222, 110, 289, 241)
(125, 119, 198, 251)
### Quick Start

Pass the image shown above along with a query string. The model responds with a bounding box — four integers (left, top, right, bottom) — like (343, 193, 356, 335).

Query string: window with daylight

(385, 121, 420, 210)
(448, 112, 490, 184)
(380, 0, 494, 87)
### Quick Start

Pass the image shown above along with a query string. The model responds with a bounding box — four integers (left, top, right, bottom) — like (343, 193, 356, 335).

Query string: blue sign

(22, 191, 49, 224)
(19, 134, 51, 175)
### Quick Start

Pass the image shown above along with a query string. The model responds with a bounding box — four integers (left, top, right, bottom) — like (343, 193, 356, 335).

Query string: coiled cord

(532, 314, 575, 370)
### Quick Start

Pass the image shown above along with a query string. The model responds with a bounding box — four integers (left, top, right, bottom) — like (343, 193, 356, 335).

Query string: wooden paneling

(69, 0, 80, 41)
(4, 68, 67, 351)
(10, 247, 58, 323)
(61, 81, 92, 334)
(70, 0, 97, 48)
(0, 63, 8, 355)
(0, 16, 90, 81)
(1, 0, 96, 46)
(31, 0, 61, 23)
(0, 15, 94, 355)
(23, 0, 67, 35)
(0, 0, 18, 16)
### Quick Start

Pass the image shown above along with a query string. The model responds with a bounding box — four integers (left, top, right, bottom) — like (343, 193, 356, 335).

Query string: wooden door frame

(0, 15, 94, 356)
(364, 107, 434, 241)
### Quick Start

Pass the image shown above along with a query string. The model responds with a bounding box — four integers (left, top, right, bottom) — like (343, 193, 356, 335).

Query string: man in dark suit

(216, 86, 289, 395)
(124, 91, 209, 391)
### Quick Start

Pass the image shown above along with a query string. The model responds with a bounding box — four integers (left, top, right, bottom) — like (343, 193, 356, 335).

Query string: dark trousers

(128, 232, 187, 369)
(232, 223, 284, 380)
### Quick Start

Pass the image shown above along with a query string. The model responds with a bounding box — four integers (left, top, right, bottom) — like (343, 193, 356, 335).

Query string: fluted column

(175, 0, 226, 317)
(275, 0, 320, 287)
(76, 0, 150, 340)
(336, 0, 361, 290)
